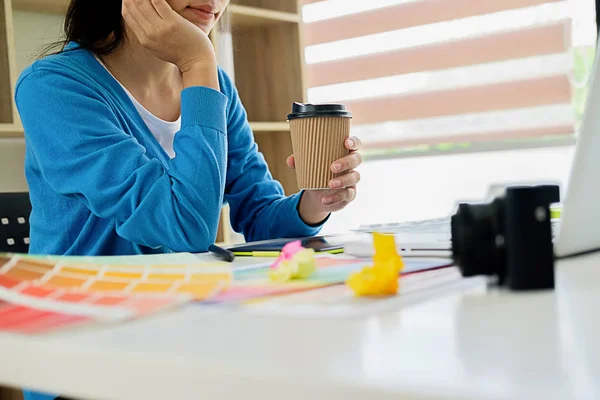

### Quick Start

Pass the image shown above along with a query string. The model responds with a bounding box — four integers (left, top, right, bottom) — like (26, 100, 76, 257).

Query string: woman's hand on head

(122, 0, 216, 73)
(290, 137, 363, 225)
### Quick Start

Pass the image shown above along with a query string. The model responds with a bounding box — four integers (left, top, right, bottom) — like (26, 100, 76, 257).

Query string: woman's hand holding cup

(286, 103, 361, 225)
(290, 137, 363, 225)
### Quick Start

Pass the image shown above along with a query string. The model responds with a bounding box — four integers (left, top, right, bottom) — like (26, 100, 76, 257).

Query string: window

(302, 0, 597, 232)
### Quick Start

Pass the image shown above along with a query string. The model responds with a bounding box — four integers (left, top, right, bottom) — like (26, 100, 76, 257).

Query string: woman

(16, 0, 362, 258)
(17, 1, 361, 398)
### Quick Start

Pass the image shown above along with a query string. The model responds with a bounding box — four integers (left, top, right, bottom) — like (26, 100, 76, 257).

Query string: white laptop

(347, 43, 600, 259)
(553, 42, 600, 258)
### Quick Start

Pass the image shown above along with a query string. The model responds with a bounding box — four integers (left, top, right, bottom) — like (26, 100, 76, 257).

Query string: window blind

(302, 0, 585, 155)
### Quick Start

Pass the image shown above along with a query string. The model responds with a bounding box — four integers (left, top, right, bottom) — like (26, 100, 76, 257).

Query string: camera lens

(451, 199, 506, 283)
(451, 185, 559, 291)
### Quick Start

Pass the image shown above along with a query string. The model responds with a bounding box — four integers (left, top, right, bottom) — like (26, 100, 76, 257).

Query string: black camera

(451, 185, 560, 291)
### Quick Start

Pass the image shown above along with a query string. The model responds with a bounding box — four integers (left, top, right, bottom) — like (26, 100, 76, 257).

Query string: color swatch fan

(0, 253, 233, 334)
(0, 250, 453, 333)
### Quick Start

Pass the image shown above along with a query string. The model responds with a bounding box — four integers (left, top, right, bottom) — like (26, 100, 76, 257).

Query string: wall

(12, 10, 64, 73)
(0, 10, 64, 193)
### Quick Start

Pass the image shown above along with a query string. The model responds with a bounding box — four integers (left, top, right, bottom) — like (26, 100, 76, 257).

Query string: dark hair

(40, 0, 124, 57)
(64, 0, 125, 55)
(40, 0, 229, 58)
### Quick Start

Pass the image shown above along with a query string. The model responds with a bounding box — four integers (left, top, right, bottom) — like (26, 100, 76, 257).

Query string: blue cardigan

(16, 45, 323, 400)
(15, 44, 322, 257)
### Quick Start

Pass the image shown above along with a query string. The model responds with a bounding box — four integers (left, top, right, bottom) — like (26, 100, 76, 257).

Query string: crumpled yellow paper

(347, 233, 404, 296)
(269, 241, 316, 282)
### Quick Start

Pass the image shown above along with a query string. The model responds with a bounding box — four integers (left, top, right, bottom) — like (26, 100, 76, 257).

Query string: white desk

(1, 253, 600, 400)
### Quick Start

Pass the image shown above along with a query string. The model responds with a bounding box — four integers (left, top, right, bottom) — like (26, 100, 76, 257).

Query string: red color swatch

(92, 295, 128, 306)
(56, 293, 91, 303)
(20, 285, 54, 298)
(0, 306, 55, 330)
(13, 313, 89, 334)
(0, 275, 19, 289)
(127, 297, 178, 314)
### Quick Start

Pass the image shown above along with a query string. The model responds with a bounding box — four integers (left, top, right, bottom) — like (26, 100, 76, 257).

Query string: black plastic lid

(287, 102, 352, 120)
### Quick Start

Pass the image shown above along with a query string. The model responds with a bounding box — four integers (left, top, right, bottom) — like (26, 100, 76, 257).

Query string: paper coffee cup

(288, 103, 352, 190)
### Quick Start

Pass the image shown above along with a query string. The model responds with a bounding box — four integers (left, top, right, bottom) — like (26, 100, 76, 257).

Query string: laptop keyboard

(357, 218, 452, 235)
(358, 217, 560, 238)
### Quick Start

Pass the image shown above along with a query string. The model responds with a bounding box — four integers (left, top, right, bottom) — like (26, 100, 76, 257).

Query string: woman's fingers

(286, 155, 296, 170)
(345, 136, 362, 151)
(135, 0, 161, 24)
(329, 170, 360, 189)
(122, 0, 146, 37)
(151, 0, 177, 19)
(128, 0, 152, 26)
(126, 0, 180, 49)
(331, 152, 363, 174)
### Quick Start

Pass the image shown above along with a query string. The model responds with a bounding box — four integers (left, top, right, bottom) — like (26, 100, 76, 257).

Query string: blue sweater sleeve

(15, 66, 228, 253)
(219, 70, 326, 241)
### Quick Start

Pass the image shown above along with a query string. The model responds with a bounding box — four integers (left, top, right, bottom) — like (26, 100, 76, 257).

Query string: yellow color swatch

(45, 275, 87, 289)
(146, 273, 186, 281)
(146, 264, 189, 269)
(190, 273, 232, 283)
(103, 264, 145, 270)
(88, 280, 131, 292)
(60, 267, 99, 277)
(132, 282, 173, 293)
(104, 271, 144, 279)
(176, 283, 222, 300)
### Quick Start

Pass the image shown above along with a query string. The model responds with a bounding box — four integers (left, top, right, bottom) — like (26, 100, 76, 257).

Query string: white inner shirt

(95, 56, 181, 159)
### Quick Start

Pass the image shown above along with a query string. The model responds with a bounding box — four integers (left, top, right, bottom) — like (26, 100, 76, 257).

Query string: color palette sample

(208, 257, 451, 304)
(240, 267, 472, 318)
(216, 256, 369, 303)
(0, 300, 90, 334)
(0, 253, 452, 333)
(0, 253, 233, 334)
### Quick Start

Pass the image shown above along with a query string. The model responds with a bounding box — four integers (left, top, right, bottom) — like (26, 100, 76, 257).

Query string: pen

(233, 249, 344, 257)
(208, 244, 235, 262)
(233, 251, 281, 257)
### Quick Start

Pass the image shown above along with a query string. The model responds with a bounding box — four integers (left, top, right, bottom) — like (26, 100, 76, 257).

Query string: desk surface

(1, 253, 600, 400)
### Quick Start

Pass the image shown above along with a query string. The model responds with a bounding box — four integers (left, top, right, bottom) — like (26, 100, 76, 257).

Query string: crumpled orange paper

(347, 233, 404, 296)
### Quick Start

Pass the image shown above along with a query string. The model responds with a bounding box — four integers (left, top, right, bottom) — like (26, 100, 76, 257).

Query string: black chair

(0, 192, 32, 254)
